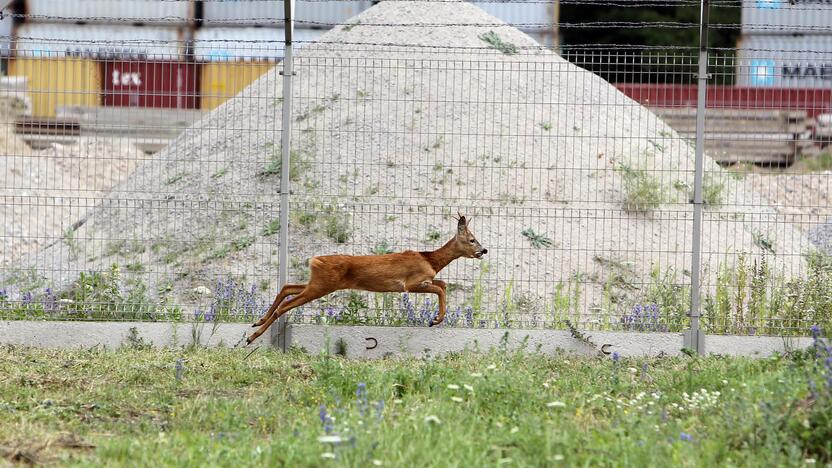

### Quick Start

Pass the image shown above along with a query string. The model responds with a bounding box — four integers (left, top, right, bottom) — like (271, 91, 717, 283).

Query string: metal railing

(1, 1, 831, 352)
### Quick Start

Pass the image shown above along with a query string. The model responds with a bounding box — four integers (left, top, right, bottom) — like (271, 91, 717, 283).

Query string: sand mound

(1, 137, 145, 263)
(21, 0, 810, 322)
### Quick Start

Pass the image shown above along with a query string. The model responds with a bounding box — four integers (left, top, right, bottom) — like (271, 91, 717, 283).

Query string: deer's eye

(469, 239, 476, 243)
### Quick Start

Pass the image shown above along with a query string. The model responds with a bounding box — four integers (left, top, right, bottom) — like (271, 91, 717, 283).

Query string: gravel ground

(17, 0, 811, 317)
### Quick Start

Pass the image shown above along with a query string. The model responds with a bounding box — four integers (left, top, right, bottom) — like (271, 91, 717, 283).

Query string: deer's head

(454, 213, 487, 259)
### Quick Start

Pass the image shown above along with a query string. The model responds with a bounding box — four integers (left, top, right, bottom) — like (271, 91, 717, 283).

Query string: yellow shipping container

(9, 57, 100, 118)
(201, 61, 273, 111)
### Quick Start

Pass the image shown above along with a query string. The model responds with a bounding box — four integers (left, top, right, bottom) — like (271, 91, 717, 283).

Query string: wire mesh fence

(0, 0, 830, 338)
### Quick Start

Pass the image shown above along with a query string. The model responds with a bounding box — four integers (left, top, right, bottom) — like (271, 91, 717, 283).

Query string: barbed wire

(6, 12, 832, 32)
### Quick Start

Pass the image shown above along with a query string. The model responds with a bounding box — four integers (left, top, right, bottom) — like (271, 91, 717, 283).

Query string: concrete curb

(0, 320, 255, 349)
(0, 321, 816, 358)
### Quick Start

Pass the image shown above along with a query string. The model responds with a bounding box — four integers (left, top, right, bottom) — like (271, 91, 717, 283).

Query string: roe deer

(247, 213, 487, 344)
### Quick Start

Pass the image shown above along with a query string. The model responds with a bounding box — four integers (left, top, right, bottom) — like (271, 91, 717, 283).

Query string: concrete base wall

(0, 321, 816, 358)
(0, 320, 255, 349)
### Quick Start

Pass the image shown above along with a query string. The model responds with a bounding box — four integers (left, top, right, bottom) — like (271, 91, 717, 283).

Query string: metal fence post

(685, 0, 709, 355)
(273, 0, 295, 351)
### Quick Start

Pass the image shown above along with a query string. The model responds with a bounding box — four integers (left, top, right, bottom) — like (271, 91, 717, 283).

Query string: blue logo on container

(756, 0, 781, 9)
(750, 59, 776, 86)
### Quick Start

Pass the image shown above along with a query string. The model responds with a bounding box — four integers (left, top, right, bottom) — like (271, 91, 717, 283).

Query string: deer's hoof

(246, 336, 254, 345)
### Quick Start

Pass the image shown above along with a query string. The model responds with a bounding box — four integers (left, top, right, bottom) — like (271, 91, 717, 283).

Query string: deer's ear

(457, 215, 467, 233)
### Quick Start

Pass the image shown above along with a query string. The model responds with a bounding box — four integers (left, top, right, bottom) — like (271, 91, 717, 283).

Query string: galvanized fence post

(273, 0, 295, 351)
(685, 0, 709, 355)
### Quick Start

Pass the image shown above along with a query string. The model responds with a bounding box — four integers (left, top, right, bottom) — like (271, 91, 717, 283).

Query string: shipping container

(202, 0, 371, 27)
(9, 57, 100, 117)
(737, 35, 832, 88)
(14, 23, 186, 60)
(615, 84, 832, 118)
(193, 27, 323, 62)
(200, 61, 273, 110)
(102, 61, 200, 109)
(742, 0, 832, 35)
(195, 27, 323, 110)
(0, 9, 12, 74)
(25, 0, 194, 25)
(472, 1, 554, 30)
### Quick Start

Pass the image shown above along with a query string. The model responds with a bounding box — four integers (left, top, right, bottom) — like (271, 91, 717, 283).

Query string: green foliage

(258, 138, 314, 181)
(616, 163, 664, 213)
(478, 31, 518, 55)
(262, 218, 280, 236)
(371, 241, 395, 255)
(701, 173, 726, 208)
(425, 226, 442, 243)
(521, 228, 554, 248)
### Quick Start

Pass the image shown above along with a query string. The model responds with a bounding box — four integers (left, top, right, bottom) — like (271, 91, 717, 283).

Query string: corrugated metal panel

(14, 23, 186, 60)
(742, 0, 832, 35)
(8, 58, 100, 117)
(737, 35, 832, 88)
(25, 0, 193, 25)
(472, 1, 553, 29)
(193, 27, 323, 62)
(202, 1, 371, 27)
(102, 61, 200, 109)
(201, 61, 274, 110)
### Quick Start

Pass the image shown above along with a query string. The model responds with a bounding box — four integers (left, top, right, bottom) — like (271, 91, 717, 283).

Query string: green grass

(1, 343, 831, 466)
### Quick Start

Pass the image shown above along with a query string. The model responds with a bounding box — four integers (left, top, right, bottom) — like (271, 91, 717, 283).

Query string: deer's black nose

(481, 249, 488, 255)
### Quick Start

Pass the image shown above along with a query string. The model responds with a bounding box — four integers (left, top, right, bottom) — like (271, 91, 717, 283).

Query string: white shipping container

(202, 1, 371, 27)
(472, 1, 553, 30)
(0, 8, 12, 57)
(736, 35, 832, 88)
(25, 0, 193, 25)
(193, 27, 324, 61)
(742, 0, 832, 35)
(14, 23, 186, 60)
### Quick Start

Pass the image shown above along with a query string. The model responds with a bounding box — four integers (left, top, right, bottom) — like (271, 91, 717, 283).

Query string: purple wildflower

(356, 382, 368, 417)
(679, 432, 693, 442)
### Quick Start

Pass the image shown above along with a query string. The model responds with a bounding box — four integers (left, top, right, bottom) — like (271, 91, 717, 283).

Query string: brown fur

(246, 214, 486, 344)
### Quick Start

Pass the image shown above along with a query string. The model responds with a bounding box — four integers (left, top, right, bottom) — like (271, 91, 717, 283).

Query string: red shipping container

(102, 61, 201, 109)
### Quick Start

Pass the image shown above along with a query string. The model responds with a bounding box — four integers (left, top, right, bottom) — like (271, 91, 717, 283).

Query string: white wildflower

(424, 415, 441, 425)
(554, 454, 565, 461)
(510, 426, 519, 434)
(451, 396, 464, 403)
(318, 435, 342, 444)
(321, 452, 336, 459)
(447, 384, 460, 390)
(487, 364, 497, 370)
(497, 458, 513, 465)
(805, 458, 816, 464)
(470, 372, 483, 378)
(463, 384, 474, 392)
(628, 367, 638, 374)
(372, 460, 383, 466)
(547, 401, 566, 408)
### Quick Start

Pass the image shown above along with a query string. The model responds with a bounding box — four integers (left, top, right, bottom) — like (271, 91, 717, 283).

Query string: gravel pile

(1, 126, 145, 263)
(20, 0, 811, 317)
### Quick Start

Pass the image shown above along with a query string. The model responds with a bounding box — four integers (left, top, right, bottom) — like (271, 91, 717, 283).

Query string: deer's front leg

(406, 281, 446, 327)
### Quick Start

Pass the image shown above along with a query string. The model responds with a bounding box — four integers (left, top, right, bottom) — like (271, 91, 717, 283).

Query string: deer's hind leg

(253, 283, 306, 327)
(247, 283, 334, 344)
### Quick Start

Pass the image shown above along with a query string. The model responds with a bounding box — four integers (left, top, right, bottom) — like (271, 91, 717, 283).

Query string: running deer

(247, 213, 487, 344)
